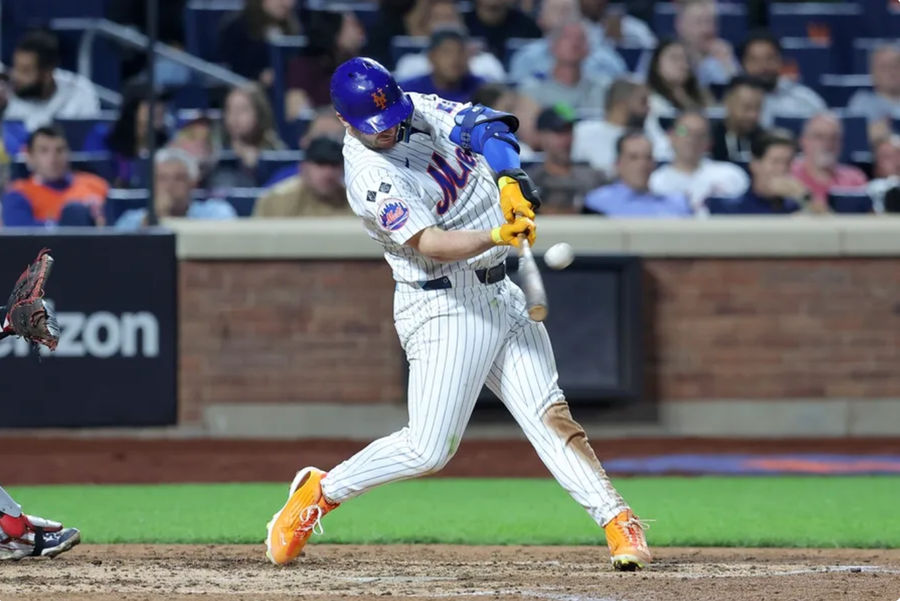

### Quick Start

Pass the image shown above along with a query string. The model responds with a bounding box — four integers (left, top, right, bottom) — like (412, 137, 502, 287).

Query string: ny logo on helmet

(372, 88, 388, 110)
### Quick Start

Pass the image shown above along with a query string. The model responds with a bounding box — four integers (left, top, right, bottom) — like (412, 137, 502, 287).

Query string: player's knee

(412, 450, 452, 475)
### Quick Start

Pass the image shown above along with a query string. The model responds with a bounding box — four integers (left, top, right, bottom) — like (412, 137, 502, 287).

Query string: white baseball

(543, 242, 574, 270)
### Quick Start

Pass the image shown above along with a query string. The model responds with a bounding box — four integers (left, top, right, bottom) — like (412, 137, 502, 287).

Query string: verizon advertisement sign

(0, 232, 176, 427)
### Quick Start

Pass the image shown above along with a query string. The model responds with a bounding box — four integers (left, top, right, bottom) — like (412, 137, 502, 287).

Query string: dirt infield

(2, 545, 898, 601)
(3, 437, 900, 484)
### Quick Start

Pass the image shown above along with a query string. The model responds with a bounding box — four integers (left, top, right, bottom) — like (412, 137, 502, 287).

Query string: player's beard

(354, 126, 399, 151)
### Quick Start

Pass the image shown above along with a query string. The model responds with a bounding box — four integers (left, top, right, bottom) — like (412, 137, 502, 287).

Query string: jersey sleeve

(409, 92, 470, 144)
(347, 167, 436, 245)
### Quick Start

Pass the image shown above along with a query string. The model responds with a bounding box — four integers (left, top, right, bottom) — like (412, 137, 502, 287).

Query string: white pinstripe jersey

(343, 92, 509, 283)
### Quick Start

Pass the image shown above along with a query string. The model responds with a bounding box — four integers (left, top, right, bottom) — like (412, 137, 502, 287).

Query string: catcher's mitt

(0, 249, 60, 351)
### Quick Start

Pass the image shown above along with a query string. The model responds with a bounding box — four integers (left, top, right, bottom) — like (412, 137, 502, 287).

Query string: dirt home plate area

(2, 438, 900, 601)
(2, 545, 899, 601)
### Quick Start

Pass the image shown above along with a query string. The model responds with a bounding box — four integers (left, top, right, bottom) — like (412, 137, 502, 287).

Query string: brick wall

(179, 260, 404, 423)
(179, 258, 900, 424)
(643, 259, 900, 400)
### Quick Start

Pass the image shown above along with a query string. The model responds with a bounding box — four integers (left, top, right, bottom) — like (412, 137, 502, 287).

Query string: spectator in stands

(471, 83, 540, 157)
(715, 130, 809, 214)
(646, 39, 713, 117)
(364, 0, 425, 69)
(650, 111, 749, 214)
(868, 136, 900, 213)
(169, 115, 218, 189)
(3, 31, 100, 131)
(508, 0, 626, 82)
(285, 10, 366, 119)
(873, 135, 900, 180)
(519, 21, 611, 113)
(116, 149, 236, 228)
(739, 31, 826, 127)
(584, 130, 691, 217)
(464, 0, 542, 61)
(675, 0, 739, 86)
(790, 113, 868, 208)
(217, 0, 301, 86)
(0, 76, 10, 189)
(572, 79, 671, 177)
(300, 108, 346, 148)
(399, 29, 485, 104)
(847, 45, 900, 123)
(253, 137, 348, 217)
(524, 105, 606, 214)
(394, 0, 506, 83)
(95, 86, 173, 187)
(1, 126, 107, 227)
(210, 84, 286, 189)
(579, 0, 656, 49)
(711, 75, 766, 164)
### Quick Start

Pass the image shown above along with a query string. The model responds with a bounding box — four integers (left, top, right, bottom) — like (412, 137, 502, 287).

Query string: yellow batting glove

(499, 177, 535, 222)
(491, 216, 537, 248)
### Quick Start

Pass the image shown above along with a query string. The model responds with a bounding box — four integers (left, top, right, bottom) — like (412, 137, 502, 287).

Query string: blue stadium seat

(857, 0, 900, 37)
(704, 196, 739, 215)
(817, 74, 872, 108)
(391, 36, 428, 67)
(223, 188, 265, 217)
(56, 116, 117, 152)
(258, 150, 303, 184)
(105, 189, 151, 225)
(615, 46, 649, 73)
(841, 114, 869, 159)
(2, 121, 29, 156)
(769, 3, 863, 72)
(772, 115, 805, 138)
(69, 152, 117, 182)
(282, 117, 313, 150)
(780, 38, 834, 88)
(653, 3, 747, 43)
(828, 190, 874, 213)
(184, 0, 243, 63)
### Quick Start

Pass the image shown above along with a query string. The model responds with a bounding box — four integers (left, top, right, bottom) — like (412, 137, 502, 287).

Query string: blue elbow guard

(449, 105, 520, 154)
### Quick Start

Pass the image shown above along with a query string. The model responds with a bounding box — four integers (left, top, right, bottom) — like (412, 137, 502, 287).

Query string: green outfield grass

(6, 477, 898, 548)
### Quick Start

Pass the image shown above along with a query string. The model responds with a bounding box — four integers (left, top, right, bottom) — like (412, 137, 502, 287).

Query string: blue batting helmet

(330, 57, 413, 135)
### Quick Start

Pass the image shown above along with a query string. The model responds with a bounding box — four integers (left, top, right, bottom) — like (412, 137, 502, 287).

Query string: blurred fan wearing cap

(398, 28, 485, 104)
(254, 137, 350, 217)
(525, 104, 606, 214)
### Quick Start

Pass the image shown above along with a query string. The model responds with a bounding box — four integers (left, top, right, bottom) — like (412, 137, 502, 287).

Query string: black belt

(420, 263, 506, 290)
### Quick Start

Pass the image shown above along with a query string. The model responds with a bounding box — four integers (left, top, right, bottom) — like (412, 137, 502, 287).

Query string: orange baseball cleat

(265, 467, 339, 565)
(604, 509, 652, 571)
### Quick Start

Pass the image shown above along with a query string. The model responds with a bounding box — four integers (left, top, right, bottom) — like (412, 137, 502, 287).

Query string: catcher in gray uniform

(0, 249, 80, 560)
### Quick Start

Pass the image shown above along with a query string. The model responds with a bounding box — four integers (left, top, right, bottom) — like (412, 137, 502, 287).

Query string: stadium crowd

(0, 0, 899, 227)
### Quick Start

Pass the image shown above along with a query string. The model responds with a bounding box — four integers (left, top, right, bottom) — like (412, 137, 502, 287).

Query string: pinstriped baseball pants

(322, 274, 629, 527)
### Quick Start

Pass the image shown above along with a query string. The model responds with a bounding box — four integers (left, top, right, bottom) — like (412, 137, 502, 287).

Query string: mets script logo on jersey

(377, 198, 409, 231)
(427, 148, 478, 214)
(372, 88, 388, 110)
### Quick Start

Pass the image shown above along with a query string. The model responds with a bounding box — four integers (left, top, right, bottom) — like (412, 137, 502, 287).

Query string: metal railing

(49, 17, 251, 106)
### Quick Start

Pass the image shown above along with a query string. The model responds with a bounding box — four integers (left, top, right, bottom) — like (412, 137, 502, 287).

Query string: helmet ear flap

(396, 113, 413, 143)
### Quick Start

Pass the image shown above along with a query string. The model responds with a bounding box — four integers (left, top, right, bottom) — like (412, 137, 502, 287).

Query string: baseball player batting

(265, 57, 650, 571)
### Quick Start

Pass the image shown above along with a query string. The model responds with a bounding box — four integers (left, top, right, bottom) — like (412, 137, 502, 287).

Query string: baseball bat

(518, 239, 548, 322)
